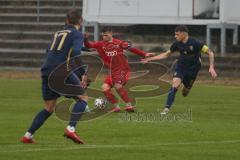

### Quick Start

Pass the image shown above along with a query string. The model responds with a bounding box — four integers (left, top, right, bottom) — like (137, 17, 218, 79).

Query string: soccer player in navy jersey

(142, 25, 217, 114)
(20, 9, 87, 144)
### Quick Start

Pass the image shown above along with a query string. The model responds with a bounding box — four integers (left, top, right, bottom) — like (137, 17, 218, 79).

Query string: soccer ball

(94, 97, 107, 109)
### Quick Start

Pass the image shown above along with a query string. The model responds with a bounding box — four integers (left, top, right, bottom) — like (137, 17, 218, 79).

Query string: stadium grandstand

(0, 0, 239, 77)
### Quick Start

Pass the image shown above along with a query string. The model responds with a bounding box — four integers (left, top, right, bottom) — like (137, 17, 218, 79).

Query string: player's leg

(114, 84, 134, 112)
(102, 75, 120, 112)
(113, 71, 134, 112)
(161, 65, 183, 114)
(63, 73, 88, 144)
(182, 69, 199, 97)
(27, 99, 57, 135)
(21, 100, 57, 143)
(64, 94, 88, 144)
(21, 76, 60, 143)
(182, 79, 194, 97)
(68, 95, 88, 129)
(165, 77, 182, 105)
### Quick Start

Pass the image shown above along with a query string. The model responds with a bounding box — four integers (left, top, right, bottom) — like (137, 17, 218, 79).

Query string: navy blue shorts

(41, 73, 82, 101)
(173, 63, 201, 89)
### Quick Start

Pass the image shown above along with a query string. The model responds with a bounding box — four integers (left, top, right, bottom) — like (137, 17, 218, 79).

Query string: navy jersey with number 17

(41, 25, 83, 76)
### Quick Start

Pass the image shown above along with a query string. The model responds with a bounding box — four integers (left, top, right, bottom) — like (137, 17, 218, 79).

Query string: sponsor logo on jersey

(106, 51, 118, 56)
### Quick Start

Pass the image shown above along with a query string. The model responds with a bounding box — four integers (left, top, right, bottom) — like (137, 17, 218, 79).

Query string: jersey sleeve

(128, 47, 146, 57)
(119, 39, 146, 57)
(196, 40, 209, 54)
(119, 41, 132, 49)
(170, 41, 178, 53)
(84, 39, 101, 49)
(72, 32, 83, 57)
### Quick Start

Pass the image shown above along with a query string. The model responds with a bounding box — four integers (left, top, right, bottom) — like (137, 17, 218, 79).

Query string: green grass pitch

(0, 78, 239, 160)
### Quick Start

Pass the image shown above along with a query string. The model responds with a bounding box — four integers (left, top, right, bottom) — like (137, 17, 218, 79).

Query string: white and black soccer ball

(94, 97, 107, 109)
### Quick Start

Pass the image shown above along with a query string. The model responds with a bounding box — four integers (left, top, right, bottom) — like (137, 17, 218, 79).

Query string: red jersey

(84, 38, 146, 73)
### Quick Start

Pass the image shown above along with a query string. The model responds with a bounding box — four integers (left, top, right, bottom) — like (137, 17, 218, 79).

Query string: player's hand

(81, 75, 88, 88)
(83, 33, 89, 40)
(209, 66, 217, 79)
(145, 52, 155, 57)
(141, 58, 149, 64)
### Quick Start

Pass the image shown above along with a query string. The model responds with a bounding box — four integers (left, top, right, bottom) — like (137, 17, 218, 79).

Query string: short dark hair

(175, 25, 189, 33)
(101, 27, 113, 33)
(66, 9, 82, 25)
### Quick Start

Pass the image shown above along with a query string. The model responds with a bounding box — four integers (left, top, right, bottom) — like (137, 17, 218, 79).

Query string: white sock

(67, 125, 75, 132)
(126, 102, 132, 107)
(114, 103, 120, 108)
(84, 105, 91, 112)
(24, 132, 33, 138)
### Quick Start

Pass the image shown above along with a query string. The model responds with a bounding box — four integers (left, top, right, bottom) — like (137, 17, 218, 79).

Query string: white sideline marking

(0, 140, 240, 153)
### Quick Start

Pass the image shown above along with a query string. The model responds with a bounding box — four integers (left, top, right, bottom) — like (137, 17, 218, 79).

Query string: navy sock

(69, 100, 87, 127)
(28, 109, 52, 134)
(165, 87, 178, 108)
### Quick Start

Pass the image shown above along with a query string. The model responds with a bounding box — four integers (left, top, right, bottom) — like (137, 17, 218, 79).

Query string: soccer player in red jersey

(84, 28, 153, 112)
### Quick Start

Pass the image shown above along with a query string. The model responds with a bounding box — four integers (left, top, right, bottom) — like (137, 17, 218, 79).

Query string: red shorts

(104, 70, 130, 87)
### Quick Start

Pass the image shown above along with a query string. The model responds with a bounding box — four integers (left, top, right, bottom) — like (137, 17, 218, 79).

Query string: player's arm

(72, 33, 83, 57)
(72, 34, 89, 88)
(129, 47, 155, 57)
(83, 33, 100, 49)
(81, 46, 91, 52)
(119, 41, 153, 57)
(84, 40, 100, 49)
(201, 45, 217, 79)
(75, 65, 89, 88)
(141, 50, 173, 63)
(141, 41, 178, 63)
(128, 47, 147, 57)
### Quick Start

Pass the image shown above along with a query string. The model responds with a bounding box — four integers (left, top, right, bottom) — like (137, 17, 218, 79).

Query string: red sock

(104, 89, 118, 104)
(116, 87, 131, 103)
